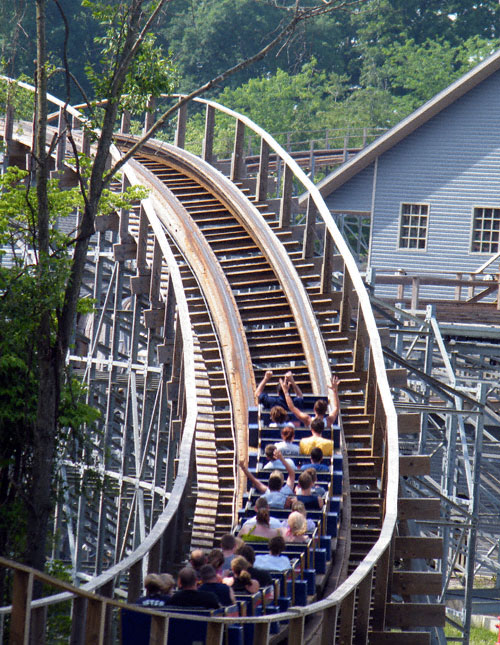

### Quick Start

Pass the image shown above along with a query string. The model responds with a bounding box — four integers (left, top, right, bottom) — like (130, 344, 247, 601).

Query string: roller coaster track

(0, 80, 444, 644)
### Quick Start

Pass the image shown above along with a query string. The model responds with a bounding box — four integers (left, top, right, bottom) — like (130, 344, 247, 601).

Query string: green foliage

(83, 2, 178, 115)
(445, 623, 497, 644)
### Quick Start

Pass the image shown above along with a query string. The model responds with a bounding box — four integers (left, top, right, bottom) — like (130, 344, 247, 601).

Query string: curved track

(0, 82, 444, 644)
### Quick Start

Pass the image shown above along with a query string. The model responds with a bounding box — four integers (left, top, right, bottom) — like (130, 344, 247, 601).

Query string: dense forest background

(2, 1, 500, 140)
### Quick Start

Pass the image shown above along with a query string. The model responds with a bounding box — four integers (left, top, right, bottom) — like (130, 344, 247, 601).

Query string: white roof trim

(315, 48, 500, 198)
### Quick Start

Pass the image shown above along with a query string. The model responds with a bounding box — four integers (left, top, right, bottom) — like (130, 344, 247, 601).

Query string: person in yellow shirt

(298, 418, 334, 456)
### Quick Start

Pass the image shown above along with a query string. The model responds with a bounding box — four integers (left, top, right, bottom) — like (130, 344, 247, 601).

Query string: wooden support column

(71, 596, 87, 645)
(353, 305, 368, 373)
(84, 599, 106, 645)
(256, 138, 270, 202)
(202, 105, 215, 163)
(340, 269, 354, 333)
(288, 615, 305, 645)
(279, 164, 293, 229)
(150, 614, 168, 644)
(411, 277, 420, 311)
(175, 102, 188, 149)
(10, 569, 33, 645)
(354, 571, 373, 645)
(29, 606, 47, 645)
(321, 227, 334, 294)
(338, 588, 355, 644)
(127, 560, 142, 603)
(320, 604, 339, 644)
(303, 195, 317, 259)
(56, 107, 67, 170)
(230, 119, 245, 182)
(120, 110, 131, 134)
(253, 622, 270, 644)
(148, 540, 161, 574)
(371, 543, 392, 631)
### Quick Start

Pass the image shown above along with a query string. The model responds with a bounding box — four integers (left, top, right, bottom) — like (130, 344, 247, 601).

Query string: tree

(3, 0, 367, 576)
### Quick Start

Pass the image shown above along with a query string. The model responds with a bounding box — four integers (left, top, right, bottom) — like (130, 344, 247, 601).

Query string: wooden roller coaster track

(0, 79, 444, 644)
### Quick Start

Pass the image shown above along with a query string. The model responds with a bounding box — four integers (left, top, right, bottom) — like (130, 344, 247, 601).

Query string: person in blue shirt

(300, 447, 330, 472)
(255, 370, 304, 410)
(254, 536, 292, 572)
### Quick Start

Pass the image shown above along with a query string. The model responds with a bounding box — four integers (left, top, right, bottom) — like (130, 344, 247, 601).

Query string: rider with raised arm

(255, 370, 304, 410)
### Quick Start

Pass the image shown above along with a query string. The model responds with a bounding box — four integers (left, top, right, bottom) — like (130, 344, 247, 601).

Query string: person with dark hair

(300, 447, 330, 472)
(221, 534, 240, 572)
(254, 536, 291, 571)
(269, 405, 294, 427)
(199, 565, 235, 606)
(223, 556, 260, 594)
(238, 498, 282, 541)
(275, 424, 299, 456)
(300, 467, 327, 497)
(135, 573, 175, 607)
(235, 544, 273, 587)
(294, 471, 324, 510)
(167, 567, 220, 609)
(255, 370, 304, 410)
(240, 497, 282, 532)
(299, 418, 334, 456)
(239, 450, 295, 509)
(262, 443, 295, 471)
(207, 548, 225, 579)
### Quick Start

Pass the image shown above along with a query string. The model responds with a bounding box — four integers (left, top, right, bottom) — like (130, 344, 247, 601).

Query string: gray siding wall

(327, 69, 500, 300)
(325, 164, 375, 213)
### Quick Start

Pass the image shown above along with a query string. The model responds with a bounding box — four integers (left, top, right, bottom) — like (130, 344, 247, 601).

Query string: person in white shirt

(262, 443, 296, 471)
(274, 424, 300, 457)
(239, 497, 282, 531)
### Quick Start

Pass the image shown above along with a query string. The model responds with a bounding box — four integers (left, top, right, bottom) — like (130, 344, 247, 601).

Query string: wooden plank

(338, 588, 355, 643)
(202, 105, 215, 163)
(386, 368, 408, 388)
(385, 602, 446, 627)
(144, 307, 165, 329)
(113, 241, 137, 261)
(399, 455, 431, 476)
(175, 101, 187, 149)
(303, 195, 317, 259)
(394, 537, 443, 559)
(279, 164, 293, 228)
(398, 498, 441, 521)
(84, 598, 106, 644)
(95, 213, 119, 232)
(130, 274, 151, 295)
(398, 413, 421, 435)
(369, 632, 430, 645)
(230, 119, 245, 181)
(256, 138, 270, 202)
(392, 572, 442, 596)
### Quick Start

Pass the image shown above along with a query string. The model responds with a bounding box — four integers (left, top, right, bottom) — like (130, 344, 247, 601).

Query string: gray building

(317, 49, 500, 300)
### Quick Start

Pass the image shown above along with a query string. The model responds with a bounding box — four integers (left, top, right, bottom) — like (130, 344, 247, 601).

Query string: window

(398, 203, 429, 250)
(471, 207, 500, 253)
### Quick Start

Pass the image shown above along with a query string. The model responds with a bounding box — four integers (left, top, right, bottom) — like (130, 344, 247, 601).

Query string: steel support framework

(368, 290, 500, 643)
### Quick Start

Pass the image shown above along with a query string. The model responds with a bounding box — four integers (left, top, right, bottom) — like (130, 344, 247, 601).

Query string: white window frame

(470, 206, 500, 254)
(397, 202, 429, 251)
